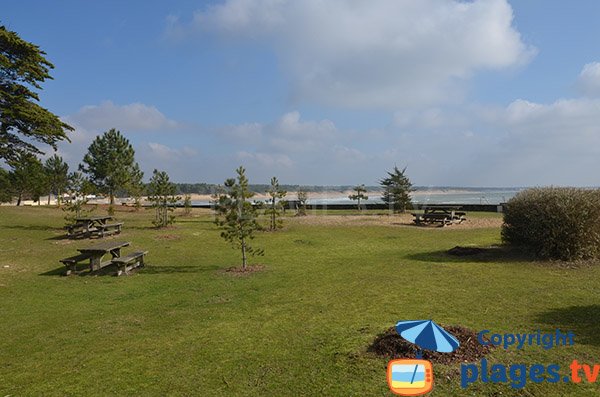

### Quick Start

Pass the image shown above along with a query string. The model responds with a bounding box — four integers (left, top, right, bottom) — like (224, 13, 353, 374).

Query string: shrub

(502, 187, 600, 260)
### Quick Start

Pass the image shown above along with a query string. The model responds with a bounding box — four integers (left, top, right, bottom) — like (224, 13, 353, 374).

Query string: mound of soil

(368, 325, 494, 364)
(447, 246, 487, 256)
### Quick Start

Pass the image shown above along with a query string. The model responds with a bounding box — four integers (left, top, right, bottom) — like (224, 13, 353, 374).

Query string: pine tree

(215, 166, 263, 270)
(348, 184, 369, 210)
(296, 189, 309, 216)
(62, 171, 94, 220)
(79, 128, 140, 206)
(0, 26, 73, 162)
(44, 154, 69, 206)
(0, 167, 12, 203)
(147, 169, 180, 228)
(380, 166, 414, 213)
(265, 176, 287, 231)
(7, 153, 47, 206)
(183, 194, 192, 217)
(127, 162, 145, 211)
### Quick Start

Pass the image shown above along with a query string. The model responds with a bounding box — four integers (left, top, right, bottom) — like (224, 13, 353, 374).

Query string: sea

(192, 188, 524, 206)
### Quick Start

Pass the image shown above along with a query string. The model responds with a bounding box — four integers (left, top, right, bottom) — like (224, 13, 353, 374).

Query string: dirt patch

(221, 264, 266, 276)
(368, 325, 494, 364)
(288, 214, 502, 229)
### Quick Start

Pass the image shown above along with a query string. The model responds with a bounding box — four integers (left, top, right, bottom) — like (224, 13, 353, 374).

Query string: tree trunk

(241, 237, 247, 270)
(47, 192, 51, 205)
(110, 192, 115, 205)
(17, 193, 22, 206)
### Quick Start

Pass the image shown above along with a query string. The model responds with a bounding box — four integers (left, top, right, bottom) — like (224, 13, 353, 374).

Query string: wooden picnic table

(412, 205, 466, 226)
(66, 216, 123, 239)
(77, 240, 130, 271)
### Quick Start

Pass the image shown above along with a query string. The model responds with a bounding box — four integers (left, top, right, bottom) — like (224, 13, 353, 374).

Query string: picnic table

(65, 216, 123, 239)
(60, 240, 148, 276)
(412, 205, 466, 226)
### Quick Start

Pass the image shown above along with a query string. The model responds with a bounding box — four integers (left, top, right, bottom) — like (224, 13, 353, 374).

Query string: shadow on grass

(404, 246, 536, 263)
(2, 224, 64, 232)
(536, 305, 600, 347)
(40, 263, 120, 277)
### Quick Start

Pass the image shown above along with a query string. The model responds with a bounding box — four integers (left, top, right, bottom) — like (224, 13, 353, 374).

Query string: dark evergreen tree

(79, 128, 140, 206)
(380, 166, 414, 213)
(7, 153, 47, 206)
(0, 167, 12, 203)
(0, 26, 73, 161)
(44, 154, 69, 206)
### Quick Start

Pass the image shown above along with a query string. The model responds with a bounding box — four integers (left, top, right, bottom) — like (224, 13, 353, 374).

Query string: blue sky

(4, 0, 600, 186)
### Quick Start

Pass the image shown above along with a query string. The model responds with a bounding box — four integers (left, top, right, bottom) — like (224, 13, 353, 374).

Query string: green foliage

(127, 162, 145, 211)
(0, 26, 73, 162)
(265, 176, 287, 231)
(183, 194, 192, 217)
(348, 184, 368, 210)
(380, 165, 414, 213)
(296, 189, 309, 216)
(79, 128, 140, 205)
(7, 153, 47, 205)
(502, 187, 600, 260)
(62, 171, 94, 220)
(43, 154, 69, 206)
(0, 167, 12, 202)
(215, 166, 264, 269)
(147, 169, 180, 228)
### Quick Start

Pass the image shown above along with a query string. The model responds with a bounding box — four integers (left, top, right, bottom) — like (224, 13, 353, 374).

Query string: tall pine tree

(44, 154, 69, 205)
(79, 128, 140, 205)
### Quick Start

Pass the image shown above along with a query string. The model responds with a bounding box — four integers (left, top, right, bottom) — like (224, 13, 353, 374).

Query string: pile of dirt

(368, 325, 494, 364)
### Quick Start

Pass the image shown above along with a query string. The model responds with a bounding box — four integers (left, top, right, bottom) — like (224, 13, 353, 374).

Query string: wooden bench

(421, 213, 453, 226)
(65, 223, 98, 239)
(98, 222, 124, 237)
(411, 213, 423, 224)
(59, 252, 94, 275)
(112, 251, 148, 276)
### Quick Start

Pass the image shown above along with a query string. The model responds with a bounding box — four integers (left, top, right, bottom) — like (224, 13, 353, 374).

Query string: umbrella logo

(387, 320, 460, 396)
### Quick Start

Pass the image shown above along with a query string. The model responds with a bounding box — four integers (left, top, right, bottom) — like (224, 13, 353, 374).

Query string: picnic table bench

(112, 251, 148, 276)
(412, 206, 466, 226)
(60, 240, 133, 275)
(65, 216, 123, 239)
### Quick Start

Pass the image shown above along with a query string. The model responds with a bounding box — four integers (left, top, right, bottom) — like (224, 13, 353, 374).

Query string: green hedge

(502, 187, 600, 260)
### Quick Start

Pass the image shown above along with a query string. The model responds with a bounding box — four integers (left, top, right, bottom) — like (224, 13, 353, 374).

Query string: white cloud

(576, 62, 600, 97)
(237, 151, 293, 168)
(170, 0, 534, 108)
(70, 101, 178, 132)
(147, 142, 198, 162)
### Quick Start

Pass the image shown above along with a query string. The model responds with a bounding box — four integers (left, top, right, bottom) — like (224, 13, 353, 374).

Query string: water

(192, 188, 523, 206)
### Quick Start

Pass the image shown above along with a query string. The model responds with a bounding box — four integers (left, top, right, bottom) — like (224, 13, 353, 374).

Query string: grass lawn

(1, 206, 599, 396)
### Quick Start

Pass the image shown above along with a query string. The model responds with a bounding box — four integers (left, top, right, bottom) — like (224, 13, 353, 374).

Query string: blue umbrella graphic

(395, 320, 460, 353)
(394, 320, 460, 386)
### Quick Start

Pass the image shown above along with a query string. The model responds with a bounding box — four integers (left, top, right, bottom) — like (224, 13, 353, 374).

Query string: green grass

(1, 206, 599, 396)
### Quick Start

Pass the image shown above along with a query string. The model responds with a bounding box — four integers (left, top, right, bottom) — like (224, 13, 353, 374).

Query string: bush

(502, 187, 600, 260)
